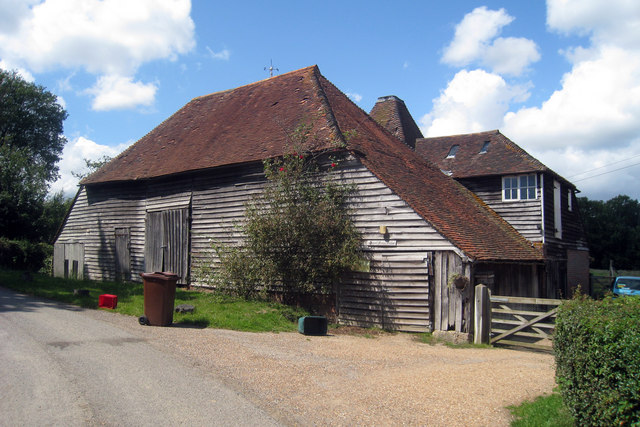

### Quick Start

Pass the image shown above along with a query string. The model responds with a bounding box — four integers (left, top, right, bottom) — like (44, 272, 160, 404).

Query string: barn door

(432, 251, 472, 333)
(114, 228, 130, 282)
(145, 208, 190, 283)
(53, 243, 84, 280)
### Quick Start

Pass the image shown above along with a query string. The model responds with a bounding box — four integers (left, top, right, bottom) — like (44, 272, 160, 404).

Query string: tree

(34, 191, 73, 243)
(207, 125, 363, 303)
(71, 155, 112, 180)
(578, 195, 640, 270)
(0, 69, 67, 240)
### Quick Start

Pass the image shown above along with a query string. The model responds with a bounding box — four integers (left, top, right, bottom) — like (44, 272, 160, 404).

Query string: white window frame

(502, 174, 537, 201)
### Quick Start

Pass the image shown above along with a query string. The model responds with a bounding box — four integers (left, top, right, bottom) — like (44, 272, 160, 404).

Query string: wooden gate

(489, 294, 561, 350)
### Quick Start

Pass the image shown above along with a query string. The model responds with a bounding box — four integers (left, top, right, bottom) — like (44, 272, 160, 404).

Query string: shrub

(202, 123, 363, 305)
(0, 237, 52, 271)
(554, 294, 640, 425)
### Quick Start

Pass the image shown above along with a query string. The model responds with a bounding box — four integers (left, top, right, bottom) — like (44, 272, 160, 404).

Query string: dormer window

(446, 145, 459, 158)
(480, 141, 490, 153)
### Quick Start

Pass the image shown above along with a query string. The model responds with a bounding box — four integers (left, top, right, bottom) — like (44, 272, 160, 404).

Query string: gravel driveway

(86, 309, 555, 426)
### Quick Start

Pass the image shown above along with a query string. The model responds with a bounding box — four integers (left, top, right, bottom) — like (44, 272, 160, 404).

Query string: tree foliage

(578, 195, 640, 269)
(0, 69, 67, 240)
(207, 125, 362, 303)
(71, 155, 112, 180)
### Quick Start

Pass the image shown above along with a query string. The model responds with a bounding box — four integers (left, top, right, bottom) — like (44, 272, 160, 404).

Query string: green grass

(590, 269, 640, 277)
(0, 269, 307, 332)
(508, 391, 574, 427)
(414, 332, 493, 349)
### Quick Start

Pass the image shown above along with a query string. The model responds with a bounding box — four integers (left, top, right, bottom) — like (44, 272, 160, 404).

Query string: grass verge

(0, 269, 307, 332)
(508, 391, 574, 427)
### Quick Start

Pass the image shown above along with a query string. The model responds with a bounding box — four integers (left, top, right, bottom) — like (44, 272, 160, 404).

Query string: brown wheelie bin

(139, 272, 179, 326)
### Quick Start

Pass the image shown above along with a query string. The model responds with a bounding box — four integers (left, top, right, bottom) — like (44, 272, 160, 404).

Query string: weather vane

(264, 59, 279, 77)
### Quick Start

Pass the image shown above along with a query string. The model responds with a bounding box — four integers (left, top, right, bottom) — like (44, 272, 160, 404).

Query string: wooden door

(145, 208, 190, 283)
(114, 228, 130, 281)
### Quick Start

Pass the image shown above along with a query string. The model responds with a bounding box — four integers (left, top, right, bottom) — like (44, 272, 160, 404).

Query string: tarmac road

(0, 287, 280, 426)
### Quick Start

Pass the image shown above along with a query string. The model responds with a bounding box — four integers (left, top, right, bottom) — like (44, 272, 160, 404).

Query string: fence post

(474, 284, 491, 345)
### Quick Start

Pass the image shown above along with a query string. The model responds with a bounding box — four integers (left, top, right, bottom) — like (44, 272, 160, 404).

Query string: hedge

(0, 237, 52, 271)
(554, 294, 640, 426)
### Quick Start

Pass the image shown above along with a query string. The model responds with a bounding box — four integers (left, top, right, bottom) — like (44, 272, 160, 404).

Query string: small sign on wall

(364, 240, 397, 247)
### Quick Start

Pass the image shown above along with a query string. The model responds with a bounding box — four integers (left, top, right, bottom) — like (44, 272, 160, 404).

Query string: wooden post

(474, 284, 491, 345)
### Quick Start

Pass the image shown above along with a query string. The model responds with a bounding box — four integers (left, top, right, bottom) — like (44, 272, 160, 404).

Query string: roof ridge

(192, 65, 319, 103)
(419, 129, 499, 141)
(308, 66, 346, 147)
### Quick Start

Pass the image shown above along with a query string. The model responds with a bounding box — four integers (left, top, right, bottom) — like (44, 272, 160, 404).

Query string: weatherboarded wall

(55, 157, 459, 331)
(457, 175, 543, 243)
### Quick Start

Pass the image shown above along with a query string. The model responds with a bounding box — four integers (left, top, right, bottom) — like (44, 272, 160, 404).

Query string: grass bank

(0, 269, 307, 332)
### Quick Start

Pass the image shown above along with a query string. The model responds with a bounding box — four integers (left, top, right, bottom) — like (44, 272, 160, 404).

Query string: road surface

(0, 287, 280, 426)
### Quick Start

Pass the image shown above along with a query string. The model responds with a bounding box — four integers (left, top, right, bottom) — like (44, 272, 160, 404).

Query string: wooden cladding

(55, 158, 464, 332)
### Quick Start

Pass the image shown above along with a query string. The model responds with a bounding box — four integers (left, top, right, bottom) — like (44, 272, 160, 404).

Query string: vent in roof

(480, 141, 490, 154)
(446, 145, 459, 159)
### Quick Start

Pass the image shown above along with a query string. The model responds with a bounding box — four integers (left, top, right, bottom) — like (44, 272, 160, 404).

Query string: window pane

(528, 187, 536, 199)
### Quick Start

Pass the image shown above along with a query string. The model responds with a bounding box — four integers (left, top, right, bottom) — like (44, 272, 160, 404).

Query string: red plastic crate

(98, 294, 118, 309)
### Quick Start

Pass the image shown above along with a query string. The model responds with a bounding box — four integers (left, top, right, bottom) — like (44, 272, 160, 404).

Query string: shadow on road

(0, 287, 86, 313)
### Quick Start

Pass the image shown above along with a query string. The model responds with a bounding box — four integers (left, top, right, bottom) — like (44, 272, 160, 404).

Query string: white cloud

(547, 0, 640, 48)
(532, 143, 640, 201)
(56, 95, 66, 109)
(346, 92, 363, 103)
(0, 0, 195, 109)
(441, 6, 539, 76)
(0, 0, 39, 35)
(423, 1, 640, 200)
(206, 47, 230, 61)
(421, 69, 530, 137)
(484, 37, 540, 76)
(442, 7, 513, 66)
(0, 60, 35, 82)
(86, 75, 157, 111)
(500, 0, 640, 200)
(503, 45, 640, 151)
(50, 136, 132, 196)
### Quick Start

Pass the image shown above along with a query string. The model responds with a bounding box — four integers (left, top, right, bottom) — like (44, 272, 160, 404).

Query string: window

(446, 144, 459, 158)
(568, 189, 573, 212)
(480, 141, 490, 153)
(503, 174, 537, 200)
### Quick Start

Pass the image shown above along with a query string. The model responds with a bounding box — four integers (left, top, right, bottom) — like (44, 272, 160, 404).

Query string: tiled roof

(83, 66, 542, 262)
(369, 95, 423, 149)
(83, 67, 340, 184)
(415, 130, 573, 188)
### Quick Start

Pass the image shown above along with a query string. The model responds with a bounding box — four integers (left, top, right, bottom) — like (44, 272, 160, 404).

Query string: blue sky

(1, 0, 639, 201)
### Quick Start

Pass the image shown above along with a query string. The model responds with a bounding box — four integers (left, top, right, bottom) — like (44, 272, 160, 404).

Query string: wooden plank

(491, 328, 552, 340)
(434, 252, 442, 331)
(491, 295, 562, 305)
(491, 307, 558, 344)
(492, 319, 555, 329)
(493, 307, 559, 317)
(493, 339, 552, 351)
